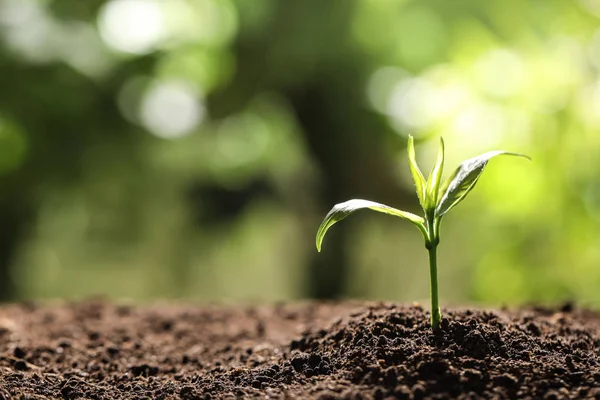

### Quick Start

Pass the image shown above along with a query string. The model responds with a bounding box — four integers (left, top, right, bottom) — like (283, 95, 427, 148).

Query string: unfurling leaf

(407, 135, 427, 210)
(316, 199, 426, 252)
(425, 137, 445, 210)
(435, 151, 531, 217)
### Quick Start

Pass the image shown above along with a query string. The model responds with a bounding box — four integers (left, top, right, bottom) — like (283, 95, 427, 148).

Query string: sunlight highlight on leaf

(316, 199, 425, 252)
(435, 151, 531, 217)
(407, 135, 427, 210)
(425, 137, 445, 210)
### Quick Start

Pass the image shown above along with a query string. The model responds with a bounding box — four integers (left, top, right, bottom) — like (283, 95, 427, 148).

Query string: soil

(0, 300, 598, 399)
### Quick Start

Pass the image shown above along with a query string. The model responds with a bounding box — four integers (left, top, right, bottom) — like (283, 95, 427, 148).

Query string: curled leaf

(407, 135, 427, 210)
(435, 151, 531, 217)
(316, 199, 426, 252)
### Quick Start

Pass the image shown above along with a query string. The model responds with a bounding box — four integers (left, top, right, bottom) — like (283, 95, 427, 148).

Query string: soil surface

(0, 300, 598, 399)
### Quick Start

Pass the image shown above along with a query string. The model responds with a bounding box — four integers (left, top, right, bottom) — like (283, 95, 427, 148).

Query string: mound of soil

(0, 300, 598, 399)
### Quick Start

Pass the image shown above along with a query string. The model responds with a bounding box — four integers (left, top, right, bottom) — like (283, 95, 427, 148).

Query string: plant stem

(427, 243, 442, 329)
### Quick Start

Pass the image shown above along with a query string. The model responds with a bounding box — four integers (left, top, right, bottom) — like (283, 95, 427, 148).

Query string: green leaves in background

(316, 199, 426, 252)
(435, 151, 531, 217)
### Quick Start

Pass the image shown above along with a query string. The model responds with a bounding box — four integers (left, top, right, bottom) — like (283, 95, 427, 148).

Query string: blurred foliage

(0, 0, 600, 307)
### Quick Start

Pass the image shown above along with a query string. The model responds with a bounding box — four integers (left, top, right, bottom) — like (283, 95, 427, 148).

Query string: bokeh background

(0, 0, 599, 307)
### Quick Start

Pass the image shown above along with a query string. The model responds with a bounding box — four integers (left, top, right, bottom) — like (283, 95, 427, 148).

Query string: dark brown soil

(0, 300, 598, 399)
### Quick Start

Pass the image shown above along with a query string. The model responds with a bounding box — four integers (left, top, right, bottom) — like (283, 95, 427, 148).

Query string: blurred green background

(0, 0, 599, 307)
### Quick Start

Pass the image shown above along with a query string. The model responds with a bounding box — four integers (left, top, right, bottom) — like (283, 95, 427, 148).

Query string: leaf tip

(315, 230, 324, 252)
(506, 152, 532, 162)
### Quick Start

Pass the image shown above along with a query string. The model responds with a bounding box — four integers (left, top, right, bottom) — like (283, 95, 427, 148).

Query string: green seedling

(316, 135, 530, 329)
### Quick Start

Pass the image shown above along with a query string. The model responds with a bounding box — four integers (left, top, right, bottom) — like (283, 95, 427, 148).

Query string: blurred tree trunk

(0, 200, 30, 301)
(209, 0, 416, 299)
(287, 83, 411, 298)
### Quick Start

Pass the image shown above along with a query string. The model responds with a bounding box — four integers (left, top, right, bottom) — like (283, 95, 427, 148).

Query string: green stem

(426, 222, 442, 329)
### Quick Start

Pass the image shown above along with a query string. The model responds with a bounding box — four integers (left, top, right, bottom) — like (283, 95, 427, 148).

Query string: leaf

(435, 151, 531, 217)
(316, 199, 425, 252)
(407, 135, 427, 210)
(425, 137, 445, 210)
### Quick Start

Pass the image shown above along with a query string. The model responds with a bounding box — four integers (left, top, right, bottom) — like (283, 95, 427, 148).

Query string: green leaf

(425, 137, 445, 210)
(407, 135, 427, 210)
(316, 199, 426, 252)
(435, 151, 531, 217)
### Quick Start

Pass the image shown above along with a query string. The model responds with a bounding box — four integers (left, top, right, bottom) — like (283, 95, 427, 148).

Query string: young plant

(316, 135, 530, 329)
